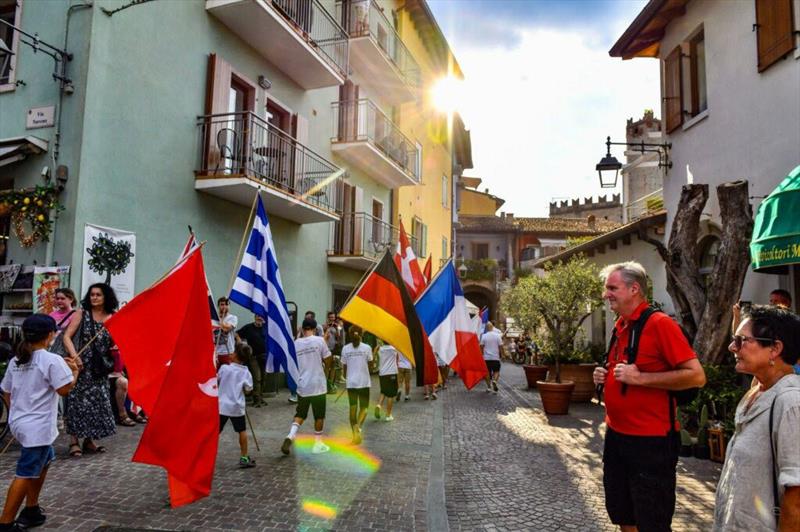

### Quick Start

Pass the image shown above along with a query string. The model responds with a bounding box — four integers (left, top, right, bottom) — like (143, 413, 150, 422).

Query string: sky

(427, 0, 660, 217)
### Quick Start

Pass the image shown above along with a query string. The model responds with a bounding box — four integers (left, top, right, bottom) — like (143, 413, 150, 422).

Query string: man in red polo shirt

(593, 262, 706, 532)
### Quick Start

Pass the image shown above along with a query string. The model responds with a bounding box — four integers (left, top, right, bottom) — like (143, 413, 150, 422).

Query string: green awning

(751, 165, 800, 271)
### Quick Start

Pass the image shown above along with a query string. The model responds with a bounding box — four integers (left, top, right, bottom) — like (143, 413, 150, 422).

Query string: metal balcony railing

(331, 99, 420, 182)
(337, 0, 420, 88)
(329, 211, 397, 259)
(273, 0, 349, 78)
(626, 188, 664, 222)
(197, 111, 343, 213)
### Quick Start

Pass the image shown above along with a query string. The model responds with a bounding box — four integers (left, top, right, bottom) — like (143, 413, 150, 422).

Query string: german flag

(339, 249, 438, 386)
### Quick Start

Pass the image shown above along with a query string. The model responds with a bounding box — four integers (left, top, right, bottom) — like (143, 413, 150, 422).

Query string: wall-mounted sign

(26, 106, 55, 129)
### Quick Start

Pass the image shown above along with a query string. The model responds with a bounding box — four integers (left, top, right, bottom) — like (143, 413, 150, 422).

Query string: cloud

(450, 25, 660, 216)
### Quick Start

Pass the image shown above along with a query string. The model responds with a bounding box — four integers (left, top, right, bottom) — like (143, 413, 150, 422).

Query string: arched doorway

(462, 283, 498, 322)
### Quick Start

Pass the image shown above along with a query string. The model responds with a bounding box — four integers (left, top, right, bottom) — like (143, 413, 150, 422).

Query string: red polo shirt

(604, 302, 697, 436)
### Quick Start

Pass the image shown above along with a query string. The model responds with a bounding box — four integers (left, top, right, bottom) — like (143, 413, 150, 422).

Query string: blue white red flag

(415, 260, 488, 389)
(229, 196, 299, 392)
(178, 233, 220, 328)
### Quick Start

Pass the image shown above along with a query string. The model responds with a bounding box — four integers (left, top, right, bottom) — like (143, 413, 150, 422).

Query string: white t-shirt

(397, 351, 413, 370)
(378, 345, 399, 376)
(294, 335, 331, 397)
(217, 363, 253, 417)
(0, 349, 73, 448)
(215, 314, 238, 355)
(481, 330, 503, 361)
(342, 342, 372, 389)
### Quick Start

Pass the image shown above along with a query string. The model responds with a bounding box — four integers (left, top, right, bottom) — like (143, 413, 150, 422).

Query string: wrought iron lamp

(596, 136, 672, 188)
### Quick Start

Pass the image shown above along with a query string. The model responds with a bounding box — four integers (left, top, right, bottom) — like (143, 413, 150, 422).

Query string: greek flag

(229, 196, 298, 392)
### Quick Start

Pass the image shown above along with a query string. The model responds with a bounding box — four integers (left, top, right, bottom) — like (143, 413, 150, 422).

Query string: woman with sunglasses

(713, 305, 800, 531)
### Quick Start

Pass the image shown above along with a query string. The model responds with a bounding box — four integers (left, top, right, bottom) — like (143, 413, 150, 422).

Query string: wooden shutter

(663, 46, 683, 133)
(204, 54, 233, 173)
(755, 0, 796, 72)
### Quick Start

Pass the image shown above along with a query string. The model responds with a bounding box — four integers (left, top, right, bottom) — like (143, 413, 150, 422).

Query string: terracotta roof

(457, 215, 621, 235)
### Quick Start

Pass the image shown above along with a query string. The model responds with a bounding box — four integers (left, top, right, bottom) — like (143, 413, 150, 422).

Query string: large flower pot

(537, 380, 575, 415)
(547, 363, 597, 402)
(523, 365, 549, 389)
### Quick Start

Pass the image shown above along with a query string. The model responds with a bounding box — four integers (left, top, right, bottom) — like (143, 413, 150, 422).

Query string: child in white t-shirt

(218, 343, 254, 468)
(341, 326, 372, 444)
(0, 314, 78, 531)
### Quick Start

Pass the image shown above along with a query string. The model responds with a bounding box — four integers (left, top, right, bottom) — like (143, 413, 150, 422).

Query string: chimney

(506, 213, 514, 222)
(587, 215, 596, 230)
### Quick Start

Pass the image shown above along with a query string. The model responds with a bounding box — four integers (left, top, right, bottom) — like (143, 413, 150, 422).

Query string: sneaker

(352, 426, 363, 445)
(374, 405, 381, 419)
(492, 381, 499, 392)
(431, 392, 438, 400)
(311, 441, 330, 454)
(16, 505, 46, 528)
(486, 387, 492, 393)
(0, 523, 25, 532)
(385, 415, 394, 422)
(395, 392, 401, 401)
(424, 395, 429, 400)
(404, 396, 410, 401)
(281, 437, 293, 455)
(288, 395, 298, 403)
(239, 456, 256, 468)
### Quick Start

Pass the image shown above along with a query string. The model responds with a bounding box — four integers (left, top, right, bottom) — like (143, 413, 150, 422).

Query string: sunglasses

(731, 334, 774, 350)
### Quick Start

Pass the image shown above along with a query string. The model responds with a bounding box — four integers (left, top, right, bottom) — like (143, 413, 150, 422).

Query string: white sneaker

(288, 394, 298, 403)
(311, 441, 330, 454)
(486, 387, 492, 393)
(385, 415, 394, 422)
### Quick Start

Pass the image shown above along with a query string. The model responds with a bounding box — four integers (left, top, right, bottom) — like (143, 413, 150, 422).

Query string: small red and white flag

(393, 221, 426, 300)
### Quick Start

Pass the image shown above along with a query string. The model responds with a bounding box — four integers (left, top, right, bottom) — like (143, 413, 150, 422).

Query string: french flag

(416, 261, 488, 389)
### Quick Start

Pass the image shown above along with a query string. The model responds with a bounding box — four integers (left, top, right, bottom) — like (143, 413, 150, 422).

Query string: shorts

(347, 387, 370, 409)
(219, 414, 246, 433)
(485, 360, 501, 374)
(397, 368, 412, 381)
(379, 374, 398, 397)
(16, 445, 55, 479)
(295, 394, 326, 420)
(603, 428, 680, 531)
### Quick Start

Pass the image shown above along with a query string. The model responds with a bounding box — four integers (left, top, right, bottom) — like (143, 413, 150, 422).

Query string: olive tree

(501, 256, 604, 382)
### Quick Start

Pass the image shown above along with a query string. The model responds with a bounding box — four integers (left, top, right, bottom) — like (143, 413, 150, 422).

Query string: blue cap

(22, 314, 57, 341)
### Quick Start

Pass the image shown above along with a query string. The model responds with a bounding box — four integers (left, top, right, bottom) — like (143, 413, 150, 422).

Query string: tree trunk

(654, 181, 752, 364)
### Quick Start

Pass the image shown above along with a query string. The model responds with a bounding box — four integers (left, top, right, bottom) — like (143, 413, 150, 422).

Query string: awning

(0, 136, 48, 168)
(751, 165, 800, 271)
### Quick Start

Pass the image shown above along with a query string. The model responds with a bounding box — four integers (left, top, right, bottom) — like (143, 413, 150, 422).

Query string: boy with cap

(341, 326, 372, 444)
(374, 341, 399, 421)
(0, 315, 78, 531)
(282, 318, 332, 455)
(218, 343, 255, 468)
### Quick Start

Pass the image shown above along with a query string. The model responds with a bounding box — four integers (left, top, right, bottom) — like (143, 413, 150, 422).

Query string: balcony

(206, 0, 348, 89)
(626, 188, 664, 222)
(337, 0, 420, 104)
(196, 112, 344, 224)
(328, 212, 419, 271)
(331, 99, 420, 188)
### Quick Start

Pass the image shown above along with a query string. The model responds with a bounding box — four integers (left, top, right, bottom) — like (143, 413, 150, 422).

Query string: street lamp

(458, 262, 468, 279)
(596, 135, 672, 189)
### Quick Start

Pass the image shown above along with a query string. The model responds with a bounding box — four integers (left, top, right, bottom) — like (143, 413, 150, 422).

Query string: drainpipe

(44, 1, 92, 266)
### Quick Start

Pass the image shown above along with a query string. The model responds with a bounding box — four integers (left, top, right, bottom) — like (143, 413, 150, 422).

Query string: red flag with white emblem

(393, 221, 427, 300)
(105, 248, 218, 508)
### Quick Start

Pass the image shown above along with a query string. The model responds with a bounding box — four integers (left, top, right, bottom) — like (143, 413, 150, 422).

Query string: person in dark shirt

(237, 315, 267, 407)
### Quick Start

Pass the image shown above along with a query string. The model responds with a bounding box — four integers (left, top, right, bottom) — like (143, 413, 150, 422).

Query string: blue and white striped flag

(229, 196, 299, 392)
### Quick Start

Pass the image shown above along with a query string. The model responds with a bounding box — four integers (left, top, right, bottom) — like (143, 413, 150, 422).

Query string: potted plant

(677, 407, 694, 457)
(501, 256, 604, 415)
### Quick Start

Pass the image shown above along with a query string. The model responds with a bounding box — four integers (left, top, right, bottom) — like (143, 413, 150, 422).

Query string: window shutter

(663, 46, 683, 133)
(755, 0, 796, 72)
(204, 54, 233, 172)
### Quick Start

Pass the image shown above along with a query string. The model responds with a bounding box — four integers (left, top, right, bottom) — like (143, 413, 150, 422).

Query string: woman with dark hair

(713, 305, 800, 531)
(62, 283, 118, 457)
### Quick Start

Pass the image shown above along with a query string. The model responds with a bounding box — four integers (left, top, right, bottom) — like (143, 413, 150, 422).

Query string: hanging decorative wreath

(0, 185, 62, 248)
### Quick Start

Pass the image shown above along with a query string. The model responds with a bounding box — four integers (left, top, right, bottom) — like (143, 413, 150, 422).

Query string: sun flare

(431, 76, 466, 114)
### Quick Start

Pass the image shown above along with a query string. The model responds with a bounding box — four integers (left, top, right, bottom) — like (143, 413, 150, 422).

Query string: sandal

(131, 413, 147, 424)
(69, 444, 82, 458)
(82, 441, 107, 454)
(118, 416, 136, 427)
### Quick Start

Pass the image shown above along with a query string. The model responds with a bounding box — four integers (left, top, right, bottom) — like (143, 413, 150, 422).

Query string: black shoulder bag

(87, 316, 114, 379)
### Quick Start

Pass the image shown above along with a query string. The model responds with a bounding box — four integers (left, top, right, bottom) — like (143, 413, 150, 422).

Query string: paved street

(0, 364, 719, 531)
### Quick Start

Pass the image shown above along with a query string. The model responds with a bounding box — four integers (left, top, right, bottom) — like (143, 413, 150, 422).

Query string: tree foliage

(501, 256, 604, 381)
(86, 233, 134, 284)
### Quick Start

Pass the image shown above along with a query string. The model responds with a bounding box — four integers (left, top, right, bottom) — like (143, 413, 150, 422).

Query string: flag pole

(338, 248, 389, 313)
(225, 190, 260, 297)
(244, 409, 260, 452)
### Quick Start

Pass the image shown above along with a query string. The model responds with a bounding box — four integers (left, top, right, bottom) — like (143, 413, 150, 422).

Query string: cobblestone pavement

(443, 364, 721, 531)
(0, 364, 719, 531)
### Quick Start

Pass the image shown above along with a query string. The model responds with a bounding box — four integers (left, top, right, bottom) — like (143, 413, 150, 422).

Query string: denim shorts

(16, 445, 55, 479)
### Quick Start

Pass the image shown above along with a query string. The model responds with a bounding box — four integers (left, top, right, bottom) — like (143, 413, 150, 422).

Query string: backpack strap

(595, 327, 618, 402)
(620, 306, 658, 396)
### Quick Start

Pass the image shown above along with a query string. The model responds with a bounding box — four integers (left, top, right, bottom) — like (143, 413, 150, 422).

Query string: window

(663, 46, 683, 133)
(412, 217, 427, 258)
(441, 174, 448, 208)
(755, 0, 796, 72)
(697, 235, 720, 292)
(414, 140, 422, 181)
(0, 0, 21, 88)
(442, 236, 448, 260)
(688, 30, 707, 117)
(474, 243, 489, 260)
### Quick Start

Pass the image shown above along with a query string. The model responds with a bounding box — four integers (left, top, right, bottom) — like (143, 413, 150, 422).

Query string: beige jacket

(713, 374, 800, 531)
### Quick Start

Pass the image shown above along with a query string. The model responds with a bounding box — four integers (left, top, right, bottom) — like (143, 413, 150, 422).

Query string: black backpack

(597, 306, 700, 433)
